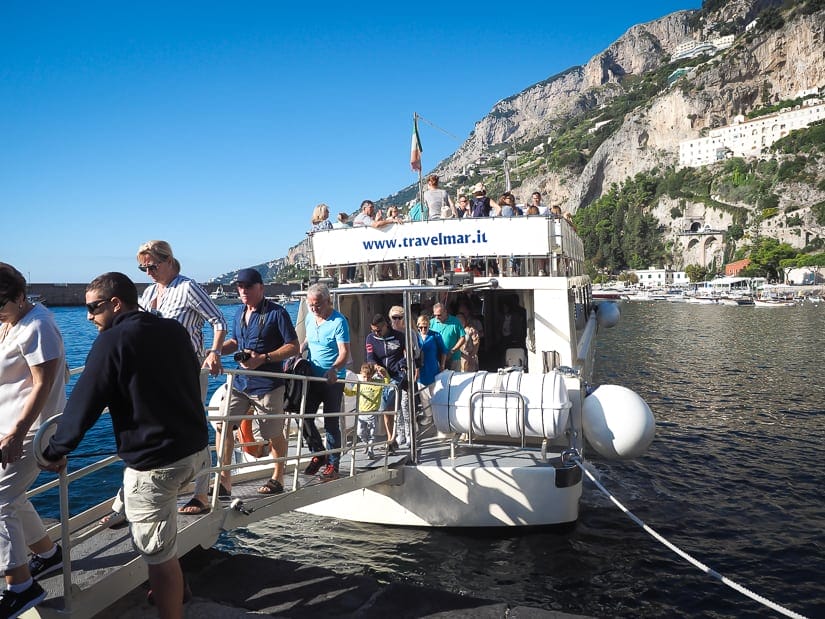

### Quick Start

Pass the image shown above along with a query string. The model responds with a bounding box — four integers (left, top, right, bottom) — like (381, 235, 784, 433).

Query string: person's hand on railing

(38, 455, 67, 473)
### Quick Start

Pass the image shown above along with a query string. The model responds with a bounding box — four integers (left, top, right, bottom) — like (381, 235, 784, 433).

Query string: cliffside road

(97, 547, 591, 618)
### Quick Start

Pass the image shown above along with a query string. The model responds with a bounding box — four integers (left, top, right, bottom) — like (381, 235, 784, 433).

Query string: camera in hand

(233, 351, 252, 362)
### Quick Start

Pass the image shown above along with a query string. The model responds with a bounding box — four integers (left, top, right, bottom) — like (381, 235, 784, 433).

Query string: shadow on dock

(98, 545, 591, 618)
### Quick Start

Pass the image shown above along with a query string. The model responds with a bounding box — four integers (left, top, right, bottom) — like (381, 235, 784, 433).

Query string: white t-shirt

(0, 303, 66, 435)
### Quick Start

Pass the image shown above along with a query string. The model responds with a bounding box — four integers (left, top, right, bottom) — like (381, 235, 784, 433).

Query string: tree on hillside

(684, 264, 710, 283)
(739, 238, 797, 281)
(575, 173, 665, 273)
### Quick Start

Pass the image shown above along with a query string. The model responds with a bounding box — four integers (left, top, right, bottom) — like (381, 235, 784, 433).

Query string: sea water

(36, 302, 825, 618)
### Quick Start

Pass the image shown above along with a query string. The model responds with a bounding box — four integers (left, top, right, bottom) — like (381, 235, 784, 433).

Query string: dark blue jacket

(45, 310, 208, 471)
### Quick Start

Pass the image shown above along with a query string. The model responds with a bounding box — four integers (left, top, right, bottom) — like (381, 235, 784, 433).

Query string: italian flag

(410, 117, 422, 172)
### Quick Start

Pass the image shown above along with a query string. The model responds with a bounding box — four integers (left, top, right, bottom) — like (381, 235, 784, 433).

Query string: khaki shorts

(123, 448, 209, 565)
(227, 385, 286, 441)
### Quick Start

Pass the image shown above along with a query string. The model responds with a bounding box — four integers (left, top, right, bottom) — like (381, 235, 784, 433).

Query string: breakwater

(28, 283, 297, 306)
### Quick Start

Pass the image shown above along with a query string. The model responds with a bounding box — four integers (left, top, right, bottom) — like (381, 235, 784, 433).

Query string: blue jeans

(303, 381, 344, 468)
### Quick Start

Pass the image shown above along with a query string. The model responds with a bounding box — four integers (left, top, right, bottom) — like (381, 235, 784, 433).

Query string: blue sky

(1, 1, 699, 283)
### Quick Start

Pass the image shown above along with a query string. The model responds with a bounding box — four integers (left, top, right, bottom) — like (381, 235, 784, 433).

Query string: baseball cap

(233, 268, 263, 285)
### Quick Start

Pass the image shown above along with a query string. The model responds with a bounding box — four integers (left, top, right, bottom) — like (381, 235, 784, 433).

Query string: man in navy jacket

(41, 272, 209, 619)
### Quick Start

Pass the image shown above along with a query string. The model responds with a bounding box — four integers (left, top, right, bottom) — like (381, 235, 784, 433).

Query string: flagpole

(416, 112, 423, 211)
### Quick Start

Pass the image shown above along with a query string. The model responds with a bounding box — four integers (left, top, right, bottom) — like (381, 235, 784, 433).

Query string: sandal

(208, 483, 231, 500)
(257, 479, 284, 495)
(99, 510, 128, 529)
(177, 497, 210, 515)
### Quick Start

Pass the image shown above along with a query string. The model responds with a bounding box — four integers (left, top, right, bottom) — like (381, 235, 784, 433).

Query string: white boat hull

(298, 442, 582, 527)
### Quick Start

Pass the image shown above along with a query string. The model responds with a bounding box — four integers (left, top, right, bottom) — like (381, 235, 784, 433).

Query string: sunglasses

(86, 298, 110, 314)
(417, 325, 428, 329)
(138, 262, 161, 273)
(390, 315, 403, 320)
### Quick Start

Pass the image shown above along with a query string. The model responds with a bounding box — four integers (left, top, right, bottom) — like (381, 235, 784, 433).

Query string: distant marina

(594, 279, 824, 306)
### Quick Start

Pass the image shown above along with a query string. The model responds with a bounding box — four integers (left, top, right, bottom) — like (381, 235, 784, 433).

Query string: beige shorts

(227, 385, 286, 441)
(123, 447, 209, 565)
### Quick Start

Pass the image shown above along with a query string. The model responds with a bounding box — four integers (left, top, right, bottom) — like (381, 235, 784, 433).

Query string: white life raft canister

(429, 370, 571, 439)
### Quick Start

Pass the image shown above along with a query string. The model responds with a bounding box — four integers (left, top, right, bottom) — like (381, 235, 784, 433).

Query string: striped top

(139, 274, 227, 356)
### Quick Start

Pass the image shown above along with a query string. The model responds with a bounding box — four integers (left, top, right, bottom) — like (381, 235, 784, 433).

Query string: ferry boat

(295, 214, 655, 527)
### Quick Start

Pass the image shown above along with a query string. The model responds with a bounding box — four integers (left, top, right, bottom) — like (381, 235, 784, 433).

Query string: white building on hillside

(632, 267, 688, 288)
(672, 35, 734, 61)
(679, 99, 825, 167)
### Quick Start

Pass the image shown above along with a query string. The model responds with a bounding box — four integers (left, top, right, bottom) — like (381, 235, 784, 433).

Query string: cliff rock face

(443, 1, 825, 212)
(444, 11, 696, 175)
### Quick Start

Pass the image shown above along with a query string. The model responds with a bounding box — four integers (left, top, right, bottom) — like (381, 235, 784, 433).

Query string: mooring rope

(573, 458, 809, 619)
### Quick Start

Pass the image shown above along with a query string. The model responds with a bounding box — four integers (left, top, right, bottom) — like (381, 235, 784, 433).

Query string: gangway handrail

(30, 364, 400, 614)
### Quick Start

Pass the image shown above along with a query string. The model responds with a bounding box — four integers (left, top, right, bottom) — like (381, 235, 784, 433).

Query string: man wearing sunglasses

(41, 272, 209, 618)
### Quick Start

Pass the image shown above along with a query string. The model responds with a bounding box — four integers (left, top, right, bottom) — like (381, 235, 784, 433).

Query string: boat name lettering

(362, 230, 488, 250)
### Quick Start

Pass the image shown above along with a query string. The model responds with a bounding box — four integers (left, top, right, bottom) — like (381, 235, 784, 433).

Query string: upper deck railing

(310, 216, 585, 278)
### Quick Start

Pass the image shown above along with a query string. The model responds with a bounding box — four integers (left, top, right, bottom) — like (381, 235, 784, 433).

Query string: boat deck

(33, 446, 405, 618)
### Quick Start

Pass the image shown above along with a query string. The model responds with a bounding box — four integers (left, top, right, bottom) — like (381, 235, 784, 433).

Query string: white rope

(574, 459, 809, 619)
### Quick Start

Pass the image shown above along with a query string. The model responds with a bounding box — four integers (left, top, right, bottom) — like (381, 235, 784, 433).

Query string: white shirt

(0, 304, 66, 434)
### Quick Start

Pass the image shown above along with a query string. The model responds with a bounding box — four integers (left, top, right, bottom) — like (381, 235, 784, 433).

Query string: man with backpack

(469, 183, 500, 218)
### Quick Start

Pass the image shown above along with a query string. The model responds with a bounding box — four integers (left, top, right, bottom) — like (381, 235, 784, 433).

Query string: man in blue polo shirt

(429, 303, 465, 370)
(200, 268, 298, 502)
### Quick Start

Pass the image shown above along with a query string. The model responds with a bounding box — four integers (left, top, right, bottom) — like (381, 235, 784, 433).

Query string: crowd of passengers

(308, 176, 577, 232)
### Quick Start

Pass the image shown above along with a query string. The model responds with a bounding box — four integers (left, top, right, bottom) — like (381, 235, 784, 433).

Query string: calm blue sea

(34, 301, 825, 618)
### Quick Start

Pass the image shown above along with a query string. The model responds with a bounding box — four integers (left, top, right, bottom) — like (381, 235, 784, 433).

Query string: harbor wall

(28, 283, 297, 307)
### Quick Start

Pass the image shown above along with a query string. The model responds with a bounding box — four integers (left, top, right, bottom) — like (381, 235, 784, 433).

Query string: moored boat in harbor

(298, 214, 655, 527)
(208, 284, 241, 305)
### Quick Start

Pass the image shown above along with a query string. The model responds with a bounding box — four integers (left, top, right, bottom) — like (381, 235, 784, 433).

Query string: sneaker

(28, 544, 63, 579)
(366, 447, 375, 459)
(303, 455, 326, 475)
(0, 581, 46, 617)
(318, 463, 340, 481)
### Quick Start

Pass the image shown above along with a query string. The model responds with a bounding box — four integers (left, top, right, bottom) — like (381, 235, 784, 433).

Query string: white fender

(596, 301, 621, 328)
(582, 385, 655, 459)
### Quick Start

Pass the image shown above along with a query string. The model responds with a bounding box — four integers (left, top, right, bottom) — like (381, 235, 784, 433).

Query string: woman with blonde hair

(126, 240, 227, 518)
(310, 203, 333, 233)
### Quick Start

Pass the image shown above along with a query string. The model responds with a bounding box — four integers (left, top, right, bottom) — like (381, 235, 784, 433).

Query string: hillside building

(679, 98, 825, 168)
(725, 258, 751, 276)
(632, 267, 688, 288)
(672, 35, 734, 61)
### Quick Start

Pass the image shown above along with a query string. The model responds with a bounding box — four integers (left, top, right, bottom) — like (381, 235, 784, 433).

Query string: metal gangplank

(30, 369, 402, 618)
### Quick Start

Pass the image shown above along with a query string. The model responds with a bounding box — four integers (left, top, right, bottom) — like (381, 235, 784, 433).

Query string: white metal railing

(29, 365, 399, 613)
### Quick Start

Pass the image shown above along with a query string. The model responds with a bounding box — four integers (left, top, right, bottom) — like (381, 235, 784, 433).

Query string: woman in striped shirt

(136, 240, 227, 374)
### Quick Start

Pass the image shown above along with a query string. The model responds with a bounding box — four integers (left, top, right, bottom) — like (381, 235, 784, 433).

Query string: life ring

(237, 417, 266, 458)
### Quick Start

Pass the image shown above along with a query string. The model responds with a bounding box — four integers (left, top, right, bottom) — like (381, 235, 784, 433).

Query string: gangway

(29, 369, 402, 618)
